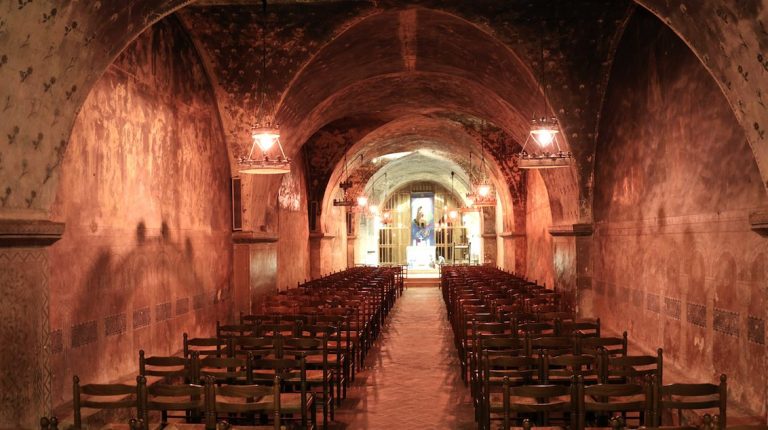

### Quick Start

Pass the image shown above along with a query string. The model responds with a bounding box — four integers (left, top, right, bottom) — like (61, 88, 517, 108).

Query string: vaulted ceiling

(175, 0, 634, 227)
(2, 0, 766, 228)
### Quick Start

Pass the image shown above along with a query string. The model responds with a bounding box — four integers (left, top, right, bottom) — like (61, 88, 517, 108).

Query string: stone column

(346, 234, 356, 268)
(0, 219, 64, 429)
(309, 232, 337, 279)
(232, 232, 278, 314)
(480, 206, 497, 264)
(548, 223, 593, 315)
(498, 231, 525, 273)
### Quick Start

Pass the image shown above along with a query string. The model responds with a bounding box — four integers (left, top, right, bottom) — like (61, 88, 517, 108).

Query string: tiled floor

(333, 287, 475, 429)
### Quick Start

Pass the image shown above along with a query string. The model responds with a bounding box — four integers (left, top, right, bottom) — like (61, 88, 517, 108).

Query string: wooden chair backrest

(72, 375, 138, 429)
(658, 374, 727, 429)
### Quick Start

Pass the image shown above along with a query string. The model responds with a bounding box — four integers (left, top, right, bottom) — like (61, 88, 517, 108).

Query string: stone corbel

(749, 209, 768, 235)
(0, 219, 65, 247)
(232, 230, 279, 244)
(499, 231, 526, 238)
(548, 223, 594, 237)
(309, 232, 336, 240)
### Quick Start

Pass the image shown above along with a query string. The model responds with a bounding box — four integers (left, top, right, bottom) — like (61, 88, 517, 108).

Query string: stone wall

(592, 10, 767, 417)
(48, 18, 232, 407)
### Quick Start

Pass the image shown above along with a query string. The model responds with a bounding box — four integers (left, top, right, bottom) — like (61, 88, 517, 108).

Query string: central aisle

(335, 287, 475, 429)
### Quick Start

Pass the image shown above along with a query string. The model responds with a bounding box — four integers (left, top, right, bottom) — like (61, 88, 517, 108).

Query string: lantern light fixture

(237, 0, 291, 175)
(517, 21, 572, 169)
(380, 173, 392, 224)
(333, 150, 356, 206)
(468, 128, 497, 208)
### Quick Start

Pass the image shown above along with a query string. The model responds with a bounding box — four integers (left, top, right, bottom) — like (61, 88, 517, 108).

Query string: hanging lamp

(517, 21, 572, 169)
(465, 151, 478, 206)
(448, 171, 459, 222)
(367, 173, 380, 216)
(472, 122, 496, 207)
(381, 173, 392, 225)
(463, 153, 483, 211)
(333, 151, 356, 206)
(440, 171, 459, 228)
(238, 0, 290, 175)
(437, 173, 449, 231)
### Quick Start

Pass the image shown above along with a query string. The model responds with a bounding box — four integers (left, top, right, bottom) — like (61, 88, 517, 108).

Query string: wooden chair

(470, 321, 517, 392)
(519, 321, 556, 338)
(72, 375, 139, 429)
(557, 318, 600, 337)
(250, 356, 316, 429)
(138, 349, 191, 382)
(578, 332, 628, 357)
(197, 354, 253, 385)
(473, 337, 527, 414)
(183, 333, 229, 358)
(498, 377, 573, 429)
(137, 376, 204, 427)
(574, 375, 652, 430)
(655, 374, 727, 429)
(599, 348, 661, 386)
(216, 321, 257, 339)
(283, 335, 333, 429)
(459, 312, 495, 381)
(206, 375, 282, 429)
(310, 317, 350, 401)
(254, 321, 299, 338)
(482, 354, 541, 429)
(528, 335, 576, 357)
(543, 352, 598, 385)
(229, 336, 280, 360)
(318, 311, 357, 378)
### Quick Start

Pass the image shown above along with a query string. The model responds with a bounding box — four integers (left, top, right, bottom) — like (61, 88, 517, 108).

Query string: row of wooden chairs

(62, 266, 398, 429)
(72, 373, 297, 430)
(149, 331, 337, 428)
(441, 265, 729, 430)
(489, 373, 727, 430)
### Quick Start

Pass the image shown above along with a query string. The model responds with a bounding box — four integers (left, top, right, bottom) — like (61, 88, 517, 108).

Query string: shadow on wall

(78, 221, 208, 315)
(52, 219, 231, 406)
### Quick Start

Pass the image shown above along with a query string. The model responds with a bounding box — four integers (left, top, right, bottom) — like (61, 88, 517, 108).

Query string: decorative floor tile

(332, 287, 475, 429)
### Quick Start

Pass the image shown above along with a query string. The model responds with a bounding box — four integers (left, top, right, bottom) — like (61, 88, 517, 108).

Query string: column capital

(0, 219, 65, 247)
(232, 230, 279, 244)
(548, 223, 593, 237)
(749, 209, 768, 235)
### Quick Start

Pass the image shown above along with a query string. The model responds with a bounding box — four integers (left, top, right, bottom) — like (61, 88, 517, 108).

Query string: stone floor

(332, 287, 475, 429)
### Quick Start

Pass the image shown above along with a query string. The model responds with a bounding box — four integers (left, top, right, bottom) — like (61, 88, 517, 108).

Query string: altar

(406, 245, 435, 268)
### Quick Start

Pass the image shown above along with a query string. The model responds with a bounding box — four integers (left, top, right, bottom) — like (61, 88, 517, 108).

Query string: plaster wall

(593, 11, 767, 417)
(48, 18, 233, 406)
(526, 170, 555, 288)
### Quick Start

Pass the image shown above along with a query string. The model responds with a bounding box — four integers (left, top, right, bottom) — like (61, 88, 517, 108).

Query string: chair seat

(584, 394, 646, 412)
(299, 369, 330, 383)
(138, 423, 279, 430)
(305, 354, 344, 365)
(147, 396, 203, 410)
(328, 340, 355, 349)
(217, 392, 313, 414)
(489, 393, 571, 413)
